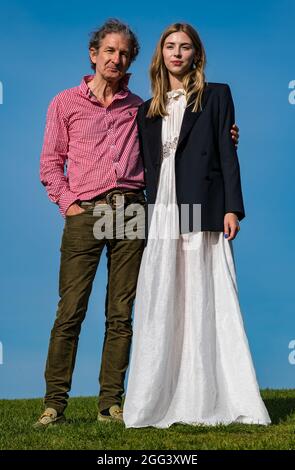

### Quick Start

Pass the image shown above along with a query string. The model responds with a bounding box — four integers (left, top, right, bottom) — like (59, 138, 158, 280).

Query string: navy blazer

(137, 82, 245, 234)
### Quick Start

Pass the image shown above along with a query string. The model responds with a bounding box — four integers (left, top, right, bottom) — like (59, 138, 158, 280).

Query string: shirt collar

(79, 73, 131, 100)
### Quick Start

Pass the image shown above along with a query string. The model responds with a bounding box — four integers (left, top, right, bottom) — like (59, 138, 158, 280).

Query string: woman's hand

(231, 123, 239, 147)
(224, 213, 240, 240)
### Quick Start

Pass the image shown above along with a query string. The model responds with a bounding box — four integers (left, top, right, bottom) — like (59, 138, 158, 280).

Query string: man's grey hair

(89, 18, 140, 71)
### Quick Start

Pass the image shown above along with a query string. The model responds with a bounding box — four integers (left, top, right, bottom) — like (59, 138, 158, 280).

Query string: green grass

(1, 390, 295, 450)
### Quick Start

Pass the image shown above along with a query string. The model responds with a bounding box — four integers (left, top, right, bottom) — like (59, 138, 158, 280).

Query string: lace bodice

(162, 89, 187, 159)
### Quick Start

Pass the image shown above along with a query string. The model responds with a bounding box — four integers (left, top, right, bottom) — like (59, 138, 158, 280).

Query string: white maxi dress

(123, 89, 271, 428)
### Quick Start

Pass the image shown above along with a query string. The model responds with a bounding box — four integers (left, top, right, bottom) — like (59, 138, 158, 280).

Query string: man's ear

(89, 47, 98, 65)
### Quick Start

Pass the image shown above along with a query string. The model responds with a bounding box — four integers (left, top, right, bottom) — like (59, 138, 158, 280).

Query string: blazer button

(201, 151, 207, 156)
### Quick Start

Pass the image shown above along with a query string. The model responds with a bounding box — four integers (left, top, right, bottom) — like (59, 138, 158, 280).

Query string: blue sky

(0, 0, 294, 398)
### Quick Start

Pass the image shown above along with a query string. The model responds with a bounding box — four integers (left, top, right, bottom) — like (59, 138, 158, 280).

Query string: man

(34, 19, 239, 428)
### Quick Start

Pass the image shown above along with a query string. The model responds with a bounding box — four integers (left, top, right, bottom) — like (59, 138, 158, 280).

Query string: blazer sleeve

(218, 84, 245, 221)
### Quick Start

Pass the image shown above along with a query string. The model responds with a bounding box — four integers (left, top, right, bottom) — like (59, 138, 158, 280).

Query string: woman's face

(162, 31, 195, 79)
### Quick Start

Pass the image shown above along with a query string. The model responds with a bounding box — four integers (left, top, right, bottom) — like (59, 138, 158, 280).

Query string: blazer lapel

(177, 85, 211, 150)
(145, 114, 163, 169)
(143, 85, 211, 167)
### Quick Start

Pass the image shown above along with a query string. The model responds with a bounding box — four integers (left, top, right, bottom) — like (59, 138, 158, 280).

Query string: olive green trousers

(44, 199, 145, 414)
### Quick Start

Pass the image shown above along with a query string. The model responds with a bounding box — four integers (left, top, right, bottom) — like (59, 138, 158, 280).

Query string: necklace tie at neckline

(166, 88, 185, 100)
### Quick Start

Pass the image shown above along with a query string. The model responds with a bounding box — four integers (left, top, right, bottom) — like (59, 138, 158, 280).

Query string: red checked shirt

(40, 74, 145, 217)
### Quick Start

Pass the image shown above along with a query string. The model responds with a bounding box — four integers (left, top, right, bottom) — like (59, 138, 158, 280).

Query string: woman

(123, 23, 271, 428)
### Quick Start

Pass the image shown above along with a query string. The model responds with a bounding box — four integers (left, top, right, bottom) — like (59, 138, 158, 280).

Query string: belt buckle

(106, 190, 125, 210)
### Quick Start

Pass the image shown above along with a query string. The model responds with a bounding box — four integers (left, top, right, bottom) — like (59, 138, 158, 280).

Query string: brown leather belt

(80, 188, 145, 209)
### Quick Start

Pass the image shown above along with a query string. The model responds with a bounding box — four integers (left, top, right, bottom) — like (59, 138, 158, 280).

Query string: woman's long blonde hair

(147, 23, 206, 118)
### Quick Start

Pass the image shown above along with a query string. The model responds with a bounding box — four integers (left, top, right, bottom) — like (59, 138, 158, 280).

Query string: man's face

(89, 33, 131, 83)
